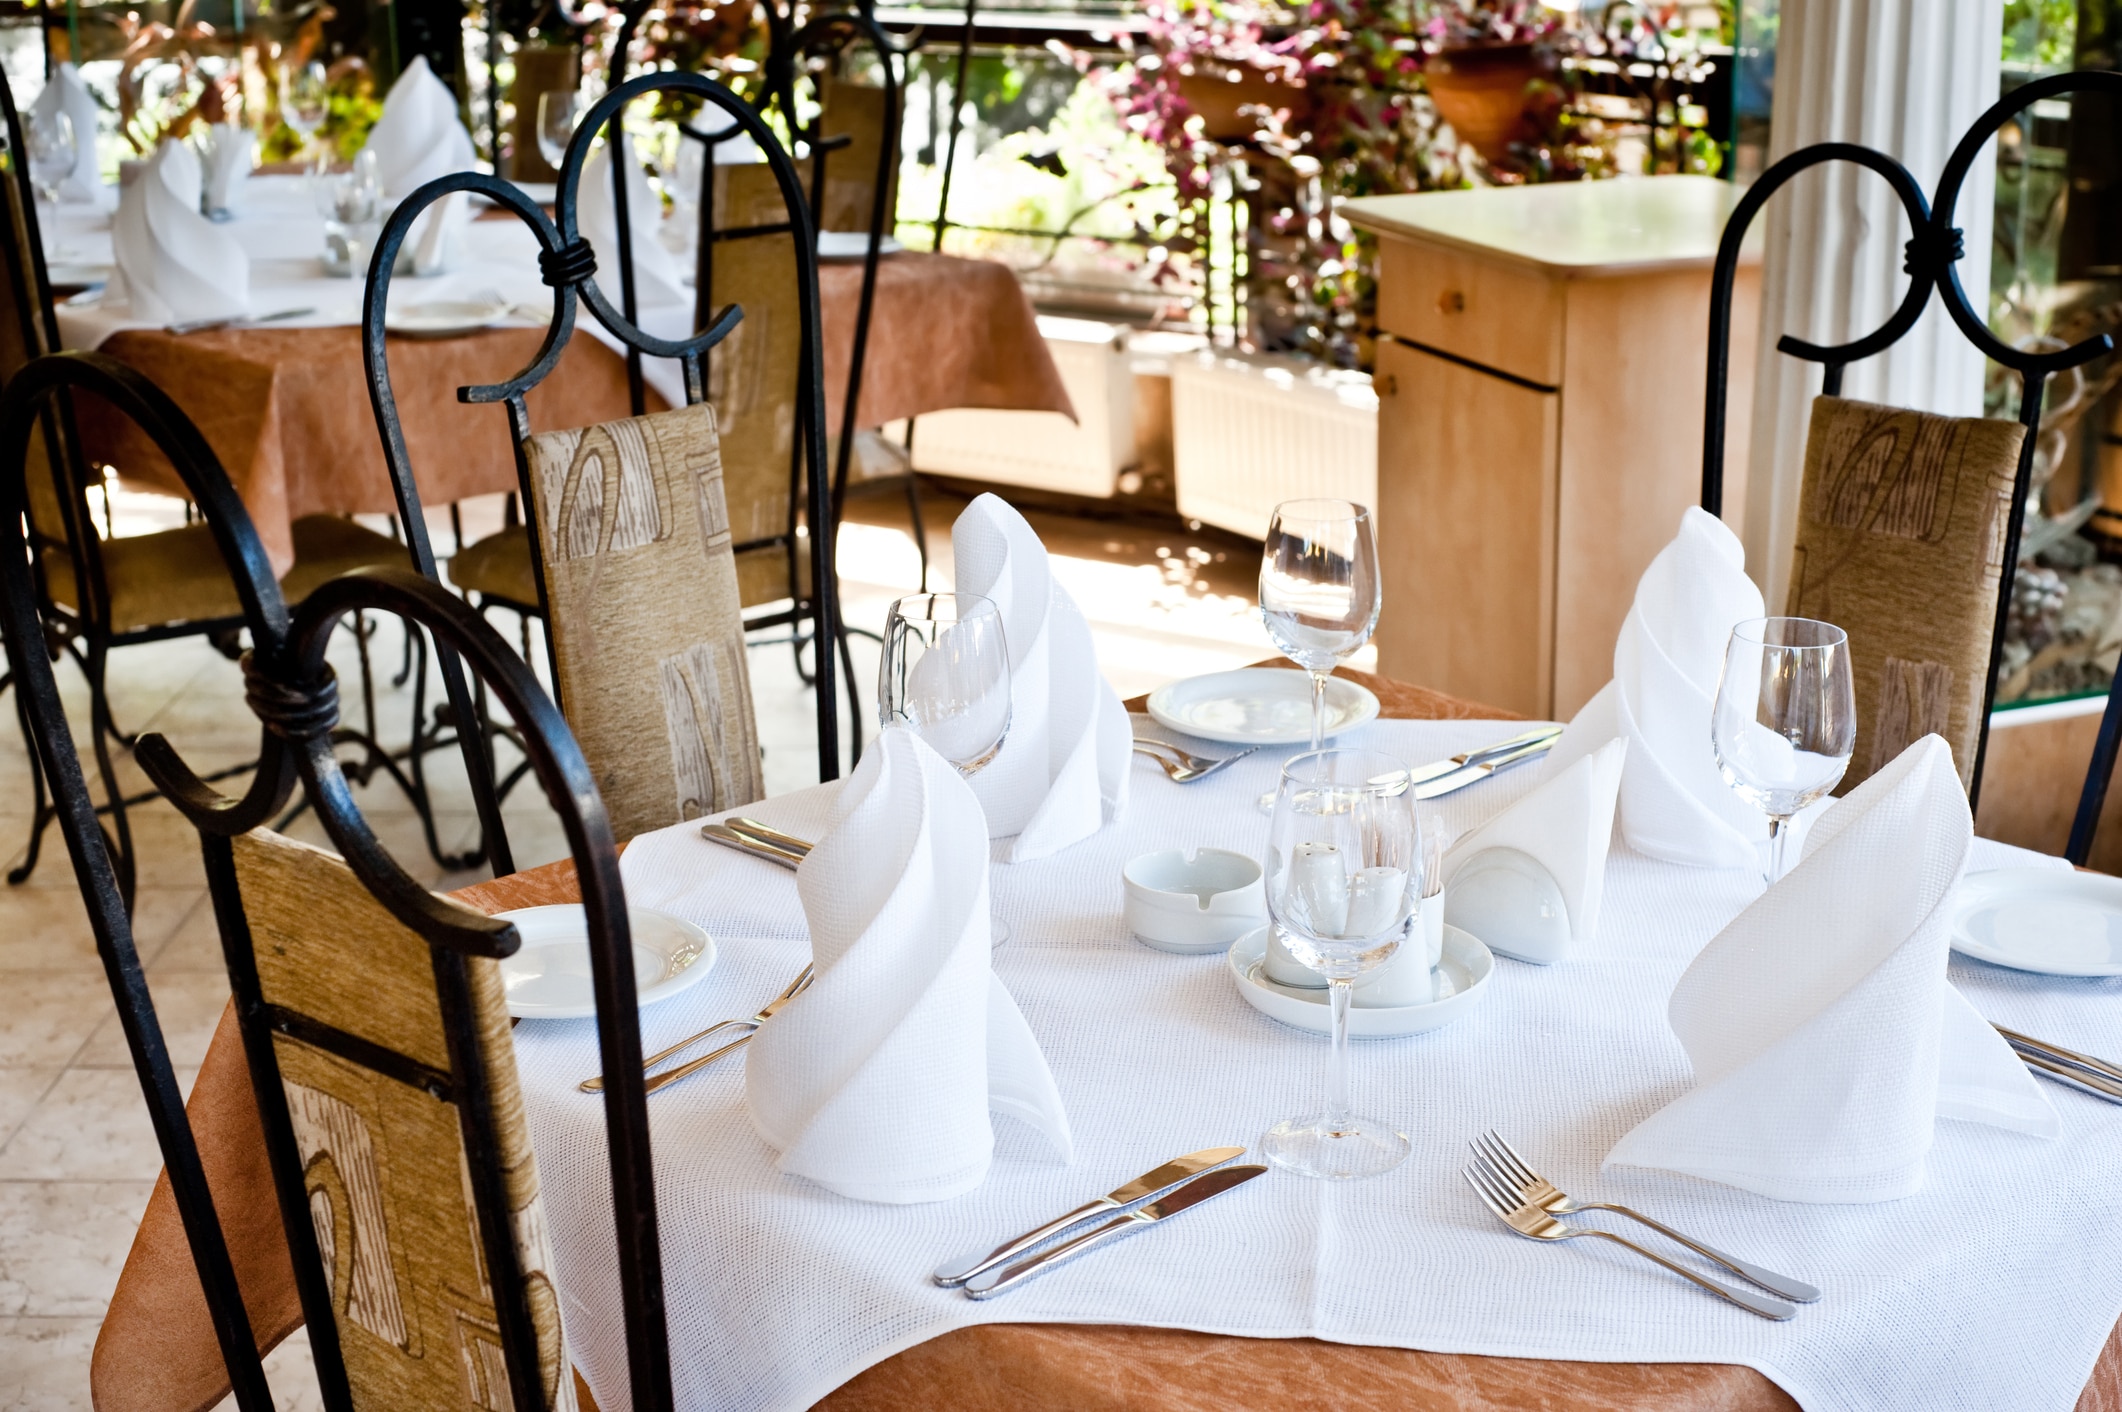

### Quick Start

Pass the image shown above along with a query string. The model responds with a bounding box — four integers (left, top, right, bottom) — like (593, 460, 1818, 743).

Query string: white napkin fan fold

(201, 122, 252, 213)
(31, 63, 107, 205)
(746, 728, 1071, 1204)
(579, 136, 691, 316)
(1544, 507, 1767, 871)
(1605, 735, 2057, 1204)
(363, 55, 477, 199)
(951, 493, 1129, 862)
(1443, 737, 1625, 963)
(110, 140, 249, 325)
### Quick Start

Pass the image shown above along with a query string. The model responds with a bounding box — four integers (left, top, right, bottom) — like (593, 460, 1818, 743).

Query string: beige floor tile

(0, 1315, 100, 1412)
(75, 971, 231, 1071)
(0, 975, 120, 1068)
(0, 886, 201, 974)
(146, 898, 228, 974)
(0, 1068, 196, 1183)
(0, 1073, 62, 1153)
(204, 1326, 326, 1412)
(0, 1181, 153, 1317)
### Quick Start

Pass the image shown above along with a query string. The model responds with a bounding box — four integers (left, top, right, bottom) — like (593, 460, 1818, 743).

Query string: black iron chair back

(1699, 69, 2122, 860)
(359, 72, 842, 870)
(5, 349, 678, 1412)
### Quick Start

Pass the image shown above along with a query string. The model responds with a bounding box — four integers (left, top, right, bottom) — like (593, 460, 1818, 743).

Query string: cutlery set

(1131, 724, 1562, 796)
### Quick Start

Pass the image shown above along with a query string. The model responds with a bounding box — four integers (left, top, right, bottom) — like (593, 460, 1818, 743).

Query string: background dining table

(88, 662, 2122, 1412)
(41, 179, 1073, 573)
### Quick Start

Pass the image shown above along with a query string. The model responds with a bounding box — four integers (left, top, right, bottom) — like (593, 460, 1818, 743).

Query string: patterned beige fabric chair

(520, 401, 765, 837)
(1785, 395, 2027, 792)
(229, 826, 575, 1411)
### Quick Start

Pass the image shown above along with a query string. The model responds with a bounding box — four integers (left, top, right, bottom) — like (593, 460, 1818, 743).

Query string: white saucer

(1146, 668, 1381, 747)
(1950, 867, 2122, 976)
(1228, 924, 1493, 1037)
(817, 231, 903, 260)
(385, 298, 512, 339)
(496, 905, 715, 1019)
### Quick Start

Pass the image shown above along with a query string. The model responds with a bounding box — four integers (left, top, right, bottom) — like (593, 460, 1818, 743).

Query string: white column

(1740, 0, 2004, 609)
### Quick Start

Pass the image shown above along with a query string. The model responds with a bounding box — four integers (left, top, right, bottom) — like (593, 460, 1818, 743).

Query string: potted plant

(1419, 1, 1565, 165)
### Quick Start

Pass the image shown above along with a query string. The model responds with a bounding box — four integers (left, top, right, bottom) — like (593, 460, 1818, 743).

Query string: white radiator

(1171, 350, 1377, 540)
(902, 316, 1135, 498)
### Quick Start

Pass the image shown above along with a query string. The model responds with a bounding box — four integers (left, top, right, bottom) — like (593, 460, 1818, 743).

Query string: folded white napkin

(31, 62, 107, 205)
(110, 140, 249, 325)
(1606, 735, 2057, 1204)
(746, 727, 1072, 1204)
(1543, 508, 1768, 871)
(362, 55, 477, 199)
(200, 122, 252, 214)
(1444, 738, 1625, 964)
(579, 134, 691, 316)
(952, 493, 1130, 861)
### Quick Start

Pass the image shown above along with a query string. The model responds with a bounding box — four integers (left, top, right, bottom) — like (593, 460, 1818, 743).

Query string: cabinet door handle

(1437, 289, 1466, 314)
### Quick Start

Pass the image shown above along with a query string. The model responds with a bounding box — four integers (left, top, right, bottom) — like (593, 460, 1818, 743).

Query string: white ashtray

(1228, 924, 1493, 1037)
(1123, 847, 1267, 954)
(495, 905, 715, 1020)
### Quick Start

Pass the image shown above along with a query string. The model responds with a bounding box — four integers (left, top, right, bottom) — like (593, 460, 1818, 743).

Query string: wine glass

(1261, 748, 1421, 1181)
(25, 110, 75, 205)
(283, 62, 329, 158)
(879, 592, 1014, 945)
(1711, 617, 1856, 884)
(537, 91, 582, 173)
(1257, 499, 1381, 809)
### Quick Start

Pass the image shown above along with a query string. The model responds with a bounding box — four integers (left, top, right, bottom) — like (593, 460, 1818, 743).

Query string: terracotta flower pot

(1178, 65, 1309, 142)
(1423, 40, 1544, 165)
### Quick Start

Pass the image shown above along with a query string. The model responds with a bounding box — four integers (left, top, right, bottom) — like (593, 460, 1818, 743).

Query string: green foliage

(2001, 0, 2078, 70)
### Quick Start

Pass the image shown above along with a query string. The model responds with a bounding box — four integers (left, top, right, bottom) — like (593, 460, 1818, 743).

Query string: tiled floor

(0, 479, 1300, 1410)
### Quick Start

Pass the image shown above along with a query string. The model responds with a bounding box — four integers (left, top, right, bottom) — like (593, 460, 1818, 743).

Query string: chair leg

(5, 679, 56, 888)
(902, 472, 930, 593)
(84, 640, 137, 913)
(836, 617, 863, 767)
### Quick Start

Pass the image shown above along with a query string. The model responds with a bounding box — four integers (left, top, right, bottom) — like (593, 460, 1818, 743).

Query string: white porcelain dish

(1950, 867, 2122, 977)
(496, 905, 715, 1020)
(1145, 668, 1381, 747)
(1123, 847, 1267, 954)
(1228, 924, 1493, 1037)
(817, 232, 904, 260)
(385, 298, 513, 339)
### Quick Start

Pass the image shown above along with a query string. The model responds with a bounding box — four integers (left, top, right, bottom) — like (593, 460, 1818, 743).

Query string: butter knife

(1409, 724, 1562, 788)
(164, 305, 315, 336)
(727, 816, 816, 858)
(932, 1145, 1247, 1287)
(1413, 731, 1560, 800)
(963, 1163, 1269, 1299)
(1998, 1026, 2122, 1104)
(700, 821, 805, 869)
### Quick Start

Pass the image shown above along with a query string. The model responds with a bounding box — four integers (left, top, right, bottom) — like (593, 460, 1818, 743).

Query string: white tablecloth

(39, 177, 695, 406)
(508, 717, 2122, 1412)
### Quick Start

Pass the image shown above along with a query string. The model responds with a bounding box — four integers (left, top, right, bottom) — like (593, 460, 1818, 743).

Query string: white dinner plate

(496, 905, 715, 1020)
(817, 231, 904, 261)
(1146, 668, 1381, 746)
(385, 298, 513, 339)
(1228, 924, 1493, 1038)
(1950, 868, 2122, 976)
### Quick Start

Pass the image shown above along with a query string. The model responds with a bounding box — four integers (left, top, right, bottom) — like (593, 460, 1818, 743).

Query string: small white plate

(1228, 924, 1493, 1037)
(1950, 868, 2122, 976)
(496, 905, 715, 1020)
(1146, 668, 1381, 747)
(817, 231, 904, 261)
(44, 262, 110, 289)
(385, 298, 512, 339)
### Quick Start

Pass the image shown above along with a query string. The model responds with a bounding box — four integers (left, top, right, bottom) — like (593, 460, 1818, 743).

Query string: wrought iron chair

(2, 349, 677, 1412)
(363, 72, 839, 857)
(1700, 69, 2122, 862)
(0, 69, 410, 905)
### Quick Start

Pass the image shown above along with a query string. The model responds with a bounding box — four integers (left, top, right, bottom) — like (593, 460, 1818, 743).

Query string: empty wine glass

(1711, 617, 1856, 884)
(26, 110, 74, 205)
(283, 62, 329, 155)
(879, 592, 1013, 945)
(1262, 748, 1421, 1181)
(537, 91, 582, 173)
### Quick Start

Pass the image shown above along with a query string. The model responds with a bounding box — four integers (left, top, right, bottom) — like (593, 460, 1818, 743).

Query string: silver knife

(932, 1145, 1247, 1287)
(700, 821, 804, 869)
(1413, 732, 1559, 800)
(963, 1163, 1269, 1299)
(1998, 1026, 2122, 1104)
(727, 816, 816, 858)
(164, 305, 315, 335)
(1409, 724, 1563, 788)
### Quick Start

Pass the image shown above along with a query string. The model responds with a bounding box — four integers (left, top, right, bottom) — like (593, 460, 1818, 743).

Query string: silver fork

(1462, 1163, 1796, 1321)
(1132, 738, 1258, 783)
(578, 964, 814, 1093)
(1472, 1131, 1820, 1303)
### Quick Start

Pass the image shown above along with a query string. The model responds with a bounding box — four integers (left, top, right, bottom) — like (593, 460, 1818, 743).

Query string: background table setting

(26, 58, 1069, 572)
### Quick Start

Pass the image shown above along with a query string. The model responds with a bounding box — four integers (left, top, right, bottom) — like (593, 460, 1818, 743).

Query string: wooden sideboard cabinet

(1345, 177, 1760, 720)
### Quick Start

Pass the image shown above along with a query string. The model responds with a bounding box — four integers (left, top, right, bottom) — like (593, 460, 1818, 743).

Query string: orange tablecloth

(90, 665, 2122, 1412)
(75, 254, 1070, 575)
